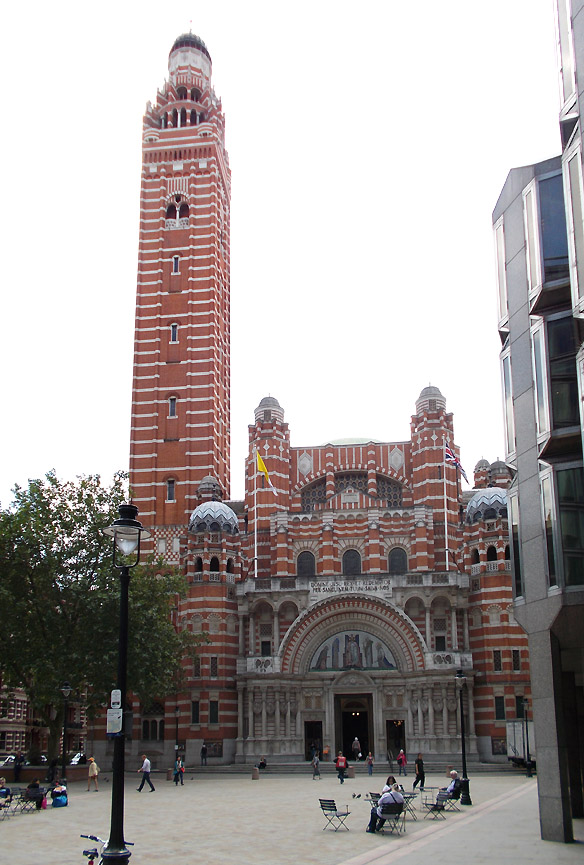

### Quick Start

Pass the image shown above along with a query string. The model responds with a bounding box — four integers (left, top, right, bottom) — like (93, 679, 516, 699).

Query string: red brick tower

(129, 33, 231, 557)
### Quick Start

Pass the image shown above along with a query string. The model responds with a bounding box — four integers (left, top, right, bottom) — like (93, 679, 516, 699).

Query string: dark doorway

(334, 694, 373, 759)
(386, 719, 405, 762)
(304, 721, 323, 760)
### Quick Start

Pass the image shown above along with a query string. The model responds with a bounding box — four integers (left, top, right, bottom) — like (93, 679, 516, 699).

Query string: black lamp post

(60, 682, 72, 782)
(455, 669, 472, 805)
(523, 698, 533, 777)
(101, 503, 150, 864)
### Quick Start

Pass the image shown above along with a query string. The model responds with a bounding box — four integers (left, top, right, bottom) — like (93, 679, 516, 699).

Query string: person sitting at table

(441, 770, 461, 795)
(25, 779, 44, 810)
(384, 775, 404, 792)
(366, 784, 404, 833)
(0, 777, 11, 806)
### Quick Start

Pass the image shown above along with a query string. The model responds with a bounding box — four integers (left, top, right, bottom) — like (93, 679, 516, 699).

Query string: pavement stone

(1, 771, 582, 864)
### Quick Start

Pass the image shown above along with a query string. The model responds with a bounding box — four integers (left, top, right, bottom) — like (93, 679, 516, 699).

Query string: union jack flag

(445, 442, 469, 484)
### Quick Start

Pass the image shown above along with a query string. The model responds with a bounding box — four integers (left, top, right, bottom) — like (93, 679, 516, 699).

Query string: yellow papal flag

(257, 451, 277, 494)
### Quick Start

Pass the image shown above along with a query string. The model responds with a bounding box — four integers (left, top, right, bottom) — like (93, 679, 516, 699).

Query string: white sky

(0, 0, 561, 508)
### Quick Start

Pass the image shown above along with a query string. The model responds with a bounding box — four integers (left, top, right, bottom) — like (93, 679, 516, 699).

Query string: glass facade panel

(532, 324, 549, 437)
(539, 175, 569, 282)
(541, 473, 557, 586)
(502, 354, 516, 455)
(557, 466, 584, 585)
(567, 151, 584, 299)
(524, 186, 541, 293)
(509, 492, 523, 597)
(548, 317, 578, 427)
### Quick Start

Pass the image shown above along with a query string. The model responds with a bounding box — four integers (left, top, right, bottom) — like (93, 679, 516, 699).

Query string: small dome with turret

(474, 458, 490, 471)
(188, 500, 239, 534)
(415, 385, 446, 415)
(254, 396, 285, 424)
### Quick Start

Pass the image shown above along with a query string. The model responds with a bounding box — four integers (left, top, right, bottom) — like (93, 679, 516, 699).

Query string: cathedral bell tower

(129, 33, 231, 559)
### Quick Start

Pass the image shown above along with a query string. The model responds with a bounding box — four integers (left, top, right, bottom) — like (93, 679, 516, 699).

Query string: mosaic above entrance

(310, 631, 397, 671)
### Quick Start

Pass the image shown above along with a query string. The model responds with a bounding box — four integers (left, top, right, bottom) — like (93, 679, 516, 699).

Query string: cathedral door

(334, 694, 373, 759)
(304, 721, 323, 760)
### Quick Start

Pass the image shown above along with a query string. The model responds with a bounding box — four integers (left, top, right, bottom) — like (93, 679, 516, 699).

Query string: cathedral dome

(465, 487, 508, 524)
(197, 475, 223, 496)
(474, 458, 490, 471)
(170, 33, 212, 63)
(188, 500, 239, 534)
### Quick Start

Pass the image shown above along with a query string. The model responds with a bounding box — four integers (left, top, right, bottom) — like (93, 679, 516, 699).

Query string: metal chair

(423, 790, 448, 820)
(319, 798, 351, 831)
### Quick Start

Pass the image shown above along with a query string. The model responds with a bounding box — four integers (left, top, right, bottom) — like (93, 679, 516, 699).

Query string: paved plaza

(1, 770, 583, 865)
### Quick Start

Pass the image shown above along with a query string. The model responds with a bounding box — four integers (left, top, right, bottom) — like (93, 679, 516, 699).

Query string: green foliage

(0, 471, 192, 747)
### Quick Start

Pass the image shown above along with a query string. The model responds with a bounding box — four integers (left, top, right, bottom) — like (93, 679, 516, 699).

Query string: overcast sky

(0, 0, 561, 509)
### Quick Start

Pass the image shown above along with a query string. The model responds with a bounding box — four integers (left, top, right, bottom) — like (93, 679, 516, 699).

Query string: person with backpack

(396, 749, 407, 776)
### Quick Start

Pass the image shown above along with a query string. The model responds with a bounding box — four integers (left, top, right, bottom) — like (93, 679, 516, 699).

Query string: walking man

(136, 754, 155, 791)
(200, 743, 208, 766)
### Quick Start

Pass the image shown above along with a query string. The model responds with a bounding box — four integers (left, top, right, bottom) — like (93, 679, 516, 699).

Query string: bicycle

(80, 834, 134, 863)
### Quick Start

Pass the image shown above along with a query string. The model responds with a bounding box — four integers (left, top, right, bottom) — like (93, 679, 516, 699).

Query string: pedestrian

(335, 750, 348, 783)
(87, 757, 100, 791)
(14, 752, 25, 784)
(200, 743, 207, 766)
(412, 753, 425, 791)
(173, 756, 184, 786)
(397, 749, 407, 776)
(311, 753, 320, 780)
(366, 751, 374, 776)
(352, 737, 361, 761)
(136, 754, 155, 791)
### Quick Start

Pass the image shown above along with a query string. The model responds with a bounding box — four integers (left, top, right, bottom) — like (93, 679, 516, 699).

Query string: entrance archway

(334, 694, 372, 759)
(386, 719, 405, 761)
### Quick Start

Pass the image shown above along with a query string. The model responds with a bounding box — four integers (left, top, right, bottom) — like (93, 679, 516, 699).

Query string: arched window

(166, 479, 175, 502)
(180, 107, 187, 127)
(388, 548, 407, 574)
(170, 323, 178, 342)
(342, 549, 361, 576)
(177, 86, 187, 100)
(179, 203, 189, 220)
(172, 255, 180, 273)
(297, 551, 315, 576)
(190, 109, 197, 125)
(165, 204, 177, 220)
(172, 108, 178, 127)
(195, 557, 203, 572)
(486, 546, 497, 561)
(191, 88, 201, 101)
(471, 549, 480, 564)
(210, 555, 220, 572)
(168, 396, 177, 417)
(504, 545, 510, 560)
(226, 558, 234, 574)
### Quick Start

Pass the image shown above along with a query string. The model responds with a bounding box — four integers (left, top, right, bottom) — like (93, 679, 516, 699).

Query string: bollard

(347, 766, 355, 779)
(251, 767, 260, 780)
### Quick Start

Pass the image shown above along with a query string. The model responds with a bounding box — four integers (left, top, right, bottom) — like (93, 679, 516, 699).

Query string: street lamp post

(60, 682, 72, 782)
(101, 503, 150, 865)
(455, 669, 472, 805)
(523, 698, 533, 778)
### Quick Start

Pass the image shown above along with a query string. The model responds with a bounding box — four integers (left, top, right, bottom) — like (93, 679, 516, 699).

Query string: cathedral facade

(94, 33, 531, 768)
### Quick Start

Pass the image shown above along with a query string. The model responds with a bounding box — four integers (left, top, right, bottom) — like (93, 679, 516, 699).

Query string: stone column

(295, 691, 302, 738)
(428, 687, 435, 736)
(273, 609, 280, 653)
(275, 690, 281, 740)
(442, 686, 449, 738)
(406, 690, 414, 738)
(425, 606, 431, 647)
(462, 608, 469, 651)
(237, 690, 244, 739)
(285, 691, 291, 738)
(417, 693, 424, 737)
(261, 686, 267, 738)
(247, 689, 254, 740)
(249, 613, 255, 656)
(238, 613, 245, 654)
(451, 608, 458, 650)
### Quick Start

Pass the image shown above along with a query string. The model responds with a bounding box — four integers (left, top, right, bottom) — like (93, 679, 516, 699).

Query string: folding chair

(367, 792, 381, 806)
(377, 802, 405, 834)
(319, 798, 350, 831)
(423, 790, 448, 820)
(445, 788, 461, 811)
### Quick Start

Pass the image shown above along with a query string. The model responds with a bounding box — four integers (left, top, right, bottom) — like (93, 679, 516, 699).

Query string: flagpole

(443, 437, 450, 572)
(253, 449, 258, 580)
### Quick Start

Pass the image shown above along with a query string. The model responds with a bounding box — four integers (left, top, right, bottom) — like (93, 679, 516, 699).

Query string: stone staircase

(180, 759, 519, 776)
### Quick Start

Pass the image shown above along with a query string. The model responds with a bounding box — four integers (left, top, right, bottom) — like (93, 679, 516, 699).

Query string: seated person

(384, 775, 404, 792)
(441, 770, 461, 796)
(366, 784, 404, 833)
(51, 782, 68, 807)
(258, 756, 267, 770)
(25, 779, 44, 810)
(0, 777, 11, 806)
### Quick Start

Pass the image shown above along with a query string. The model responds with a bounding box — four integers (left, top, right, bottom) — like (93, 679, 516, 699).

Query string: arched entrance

(335, 694, 373, 759)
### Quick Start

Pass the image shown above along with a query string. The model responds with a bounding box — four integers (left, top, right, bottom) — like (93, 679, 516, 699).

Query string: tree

(0, 471, 193, 759)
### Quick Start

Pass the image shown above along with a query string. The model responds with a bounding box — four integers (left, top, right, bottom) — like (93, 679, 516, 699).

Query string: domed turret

(465, 487, 508, 524)
(188, 500, 239, 534)
(254, 395, 285, 424)
(415, 385, 446, 415)
(170, 32, 212, 63)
